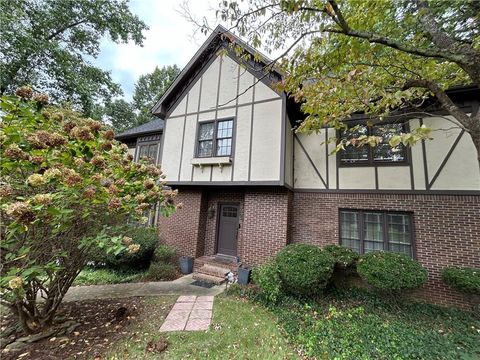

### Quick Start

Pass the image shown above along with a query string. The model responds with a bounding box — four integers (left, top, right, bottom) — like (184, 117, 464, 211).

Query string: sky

(94, 0, 221, 100)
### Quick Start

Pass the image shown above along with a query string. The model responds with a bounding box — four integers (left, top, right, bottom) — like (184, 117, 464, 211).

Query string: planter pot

(237, 266, 251, 285)
(179, 256, 194, 275)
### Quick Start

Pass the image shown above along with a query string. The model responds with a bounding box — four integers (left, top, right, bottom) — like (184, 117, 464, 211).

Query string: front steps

(192, 256, 240, 285)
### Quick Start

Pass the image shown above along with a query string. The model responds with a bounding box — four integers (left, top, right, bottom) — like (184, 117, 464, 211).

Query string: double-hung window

(340, 209, 414, 257)
(339, 123, 408, 165)
(197, 119, 233, 157)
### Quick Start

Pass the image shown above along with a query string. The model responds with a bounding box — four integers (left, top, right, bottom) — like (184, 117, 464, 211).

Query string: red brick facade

(159, 187, 479, 308)
(291, 192, 480, 308)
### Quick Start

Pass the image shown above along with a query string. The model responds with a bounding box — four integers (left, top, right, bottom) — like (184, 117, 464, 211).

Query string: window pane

(340, 126, 369, 164)
(138, 145, 148, 159)
(387, 214, 412, 257)
(216, 138, 232, 156)
(148, 144, 158, 162)
(217, 120, 233, 139)
(199, 123, 214, 140)
(373, 124, 406, 162)
(340, 211, 361, 253)
(363, 212, 384, 253)
(198, 140, 213, 157)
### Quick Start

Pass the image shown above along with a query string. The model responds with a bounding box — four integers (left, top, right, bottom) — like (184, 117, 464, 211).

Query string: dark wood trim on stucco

(280, 92, 286, 186)
(419, 118, 429, 190)
(427, 129, 466, 190)
(231, 62, 241, 181)
(294, 134, 328, 188)
(167, 96, 282, 119)
(177, 92, 189, 181)
(191, 76, 203, 181)
(247, 78, 256, 181)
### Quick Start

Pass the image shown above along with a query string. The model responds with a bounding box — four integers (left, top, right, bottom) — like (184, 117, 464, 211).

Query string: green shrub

(323, 245, 359, 268)
(441, 267, 480, 295)
(147, 262, 178, 281)
(74, 268, 145, 286)
(357, 252, 427, 292)
(93, 226, 158, 269)
(252, 260, 283, 304)
(275, 244, 335, 296)
(154, 244, 176, 263)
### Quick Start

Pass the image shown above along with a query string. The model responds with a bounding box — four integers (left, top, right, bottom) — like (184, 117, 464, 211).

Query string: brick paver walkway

(160, 295, 214, 332)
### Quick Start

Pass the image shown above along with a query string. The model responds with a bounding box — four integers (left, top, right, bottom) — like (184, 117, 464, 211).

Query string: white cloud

(95, 0, 220, 99)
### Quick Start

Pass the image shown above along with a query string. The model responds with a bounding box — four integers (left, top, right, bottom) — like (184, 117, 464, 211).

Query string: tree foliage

(103, 99, 138, 134)
(100, 65, 180, 133)
(133, 65, 181, 126)
(207, 0, 480, 167)
(0, 87, 177, 333)
(0, 0, 148, 115)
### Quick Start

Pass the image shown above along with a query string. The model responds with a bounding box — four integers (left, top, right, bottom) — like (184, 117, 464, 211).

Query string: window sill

(191, 156, 232, 167)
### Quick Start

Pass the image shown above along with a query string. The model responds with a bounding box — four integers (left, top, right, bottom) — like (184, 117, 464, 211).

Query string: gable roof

(151, 25, 284, 119)
(115, 118, 164, 140)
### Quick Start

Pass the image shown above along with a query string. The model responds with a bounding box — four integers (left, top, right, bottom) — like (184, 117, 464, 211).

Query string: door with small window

(216, 204, 240, 256)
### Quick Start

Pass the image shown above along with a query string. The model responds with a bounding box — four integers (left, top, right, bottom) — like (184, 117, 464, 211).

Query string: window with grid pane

(196, 119, 233, 157)
(340, 210, 413, 257)
(137, 143, 159, 164)
(340, 123, 407, 165)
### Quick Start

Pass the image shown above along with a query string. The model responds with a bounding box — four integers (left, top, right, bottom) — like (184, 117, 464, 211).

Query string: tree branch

(414, 0, 471, 56)
(47, 19, 88, 41)
(402, 79, 472, 130)
(323, 0, 467, 64)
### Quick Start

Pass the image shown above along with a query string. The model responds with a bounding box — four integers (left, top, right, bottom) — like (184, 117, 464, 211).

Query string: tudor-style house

(116, 25, 480, 308)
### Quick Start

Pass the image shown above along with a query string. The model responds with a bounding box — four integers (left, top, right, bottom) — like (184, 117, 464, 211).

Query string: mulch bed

(1, 297, 147, 360)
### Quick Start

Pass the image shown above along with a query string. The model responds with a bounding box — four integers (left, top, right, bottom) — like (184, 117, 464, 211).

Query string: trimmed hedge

(276, 244, 335, 296)
(441, 267, 480, 295)
(357, 252, 427, 292)
(252, 260, 282, 304)
(323, 245, 359, 268)
(92, 226, 158, 269)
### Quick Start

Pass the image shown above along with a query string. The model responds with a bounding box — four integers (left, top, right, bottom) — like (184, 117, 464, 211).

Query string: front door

(216, 204, 239, 256)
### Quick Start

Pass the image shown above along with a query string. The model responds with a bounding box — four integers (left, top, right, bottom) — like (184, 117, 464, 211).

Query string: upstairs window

(197, 119, 233, 157)
(340, 209, 414, 257)
(339, 123, 407, 165)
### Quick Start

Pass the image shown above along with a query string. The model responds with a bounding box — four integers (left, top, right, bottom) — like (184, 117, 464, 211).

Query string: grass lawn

(105, 296, 299, 359)
(241, 287, 480, 360)
(73, 267, 146, 286)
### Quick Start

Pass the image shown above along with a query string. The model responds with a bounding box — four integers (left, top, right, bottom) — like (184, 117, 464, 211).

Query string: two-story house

(117, 25, 480, 307)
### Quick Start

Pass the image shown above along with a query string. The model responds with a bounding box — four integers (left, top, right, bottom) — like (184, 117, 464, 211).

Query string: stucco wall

(161, 54, 284, 184)
(293, 117, 480, 191)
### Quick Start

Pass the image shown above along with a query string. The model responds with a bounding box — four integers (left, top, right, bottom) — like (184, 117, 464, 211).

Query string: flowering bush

(0, 88, 177, 333)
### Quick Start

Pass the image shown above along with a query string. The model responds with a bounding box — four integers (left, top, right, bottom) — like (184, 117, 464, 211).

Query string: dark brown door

(216, 204, 239, 256)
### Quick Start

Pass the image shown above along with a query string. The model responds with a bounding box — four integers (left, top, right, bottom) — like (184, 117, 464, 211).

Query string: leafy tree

(206, 0, 480, 167)
(104, 99, 138, 134)
(0, 87, 177, 333)
(0, 0, 148, 115)
(133, 65, 181, 126)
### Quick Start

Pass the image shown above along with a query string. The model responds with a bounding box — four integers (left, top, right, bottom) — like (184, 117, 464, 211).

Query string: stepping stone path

(160, 295, 214, 332)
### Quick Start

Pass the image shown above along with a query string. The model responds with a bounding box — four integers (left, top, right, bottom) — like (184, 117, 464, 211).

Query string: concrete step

(192, 272, 225, 285)
(194, 256, 240, 273)
(197, 264, 230, 278)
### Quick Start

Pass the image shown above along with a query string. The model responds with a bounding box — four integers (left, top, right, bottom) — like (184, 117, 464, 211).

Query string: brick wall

(241, 188, 292, 265)
(158, 189, 206, 257)
(291, 192, 480, 308)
